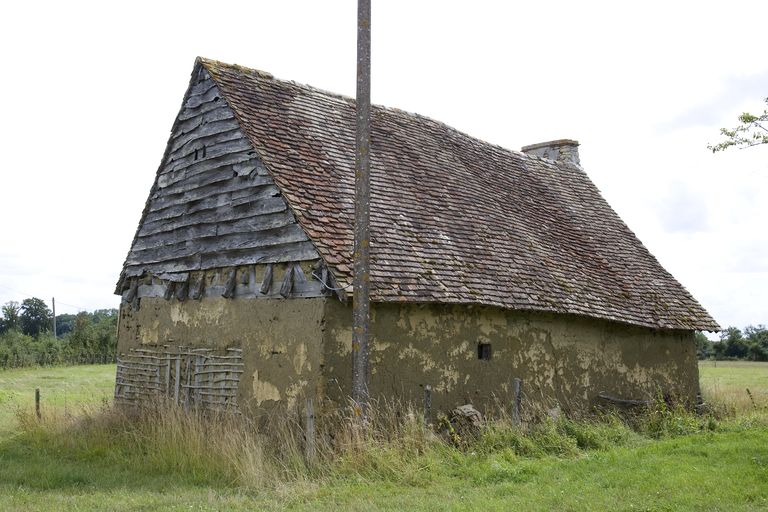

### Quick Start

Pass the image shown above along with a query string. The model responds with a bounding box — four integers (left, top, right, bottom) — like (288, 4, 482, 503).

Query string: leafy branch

(708, 97, 768, 153)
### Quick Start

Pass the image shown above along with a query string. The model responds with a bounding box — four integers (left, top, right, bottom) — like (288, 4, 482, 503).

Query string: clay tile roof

(198, 57, 718, 332)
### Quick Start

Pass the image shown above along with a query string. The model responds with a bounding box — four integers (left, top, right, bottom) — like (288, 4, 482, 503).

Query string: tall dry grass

(701, 381, 767, 416)
(14, 397, 443, 490)
(13, 385, 768, 492)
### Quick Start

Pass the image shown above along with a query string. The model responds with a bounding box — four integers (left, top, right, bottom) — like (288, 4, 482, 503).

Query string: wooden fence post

(174, 356, 181, 404)
(35, 388, 41, 420)
(305, 398, 317, 464)
(512, 378, 522, 426)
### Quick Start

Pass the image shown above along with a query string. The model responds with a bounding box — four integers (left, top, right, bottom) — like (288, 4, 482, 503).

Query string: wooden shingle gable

(116, 63, 339, 301)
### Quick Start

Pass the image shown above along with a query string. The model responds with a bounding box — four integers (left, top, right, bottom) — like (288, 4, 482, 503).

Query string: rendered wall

(116, 296, 325, 415)
(322, 302, 698, 415)
(117, 298, 698, 416)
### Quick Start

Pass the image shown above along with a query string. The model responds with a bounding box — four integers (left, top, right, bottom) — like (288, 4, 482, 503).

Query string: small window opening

(202, 145, 207, 158)
(194, 148, 199, 161)
(478, 343, 492, 361)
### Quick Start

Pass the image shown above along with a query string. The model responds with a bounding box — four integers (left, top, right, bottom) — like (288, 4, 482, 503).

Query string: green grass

(699, 360, 768, 411)
(0, 362, 766, 511)
(1, 423, 766, 511)
(0, 364, 115, 436)
(700, 360, 768, 393)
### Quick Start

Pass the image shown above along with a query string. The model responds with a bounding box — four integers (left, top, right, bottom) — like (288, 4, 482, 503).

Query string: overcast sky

(0, 1, 765, 332)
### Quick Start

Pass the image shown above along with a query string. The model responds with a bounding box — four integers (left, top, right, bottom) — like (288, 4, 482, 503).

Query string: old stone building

(114, 57, 718, 416)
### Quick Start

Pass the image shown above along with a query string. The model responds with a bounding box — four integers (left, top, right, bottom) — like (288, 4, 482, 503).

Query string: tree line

(0, 298, 117, 369)
(696, 325, 768, 361)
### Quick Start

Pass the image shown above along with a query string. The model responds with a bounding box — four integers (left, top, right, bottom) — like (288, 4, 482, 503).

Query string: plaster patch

(408, 308, 441, 337)
(334, 328, 352, 356)
(197, 299, 227, 324)
(438, 366, 459, 392)
(448, 340, 470, 358)
(252, 370, 281, 405)
(398, 344, 437, 371)
(285, 379, 308, 409)
(478, 312, 506, 336)
(293, 342, 307, 373)
(168, 303, 191, 326)
(140, 319, 160, 345)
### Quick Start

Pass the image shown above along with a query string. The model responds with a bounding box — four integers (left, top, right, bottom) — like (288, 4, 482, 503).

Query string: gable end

(117, 64, 323, 296)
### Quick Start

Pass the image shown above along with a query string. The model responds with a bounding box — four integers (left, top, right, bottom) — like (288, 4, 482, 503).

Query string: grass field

(0, 364, 114, 437)
(700, 360, 768, 409)
(0, 362, 766, 511)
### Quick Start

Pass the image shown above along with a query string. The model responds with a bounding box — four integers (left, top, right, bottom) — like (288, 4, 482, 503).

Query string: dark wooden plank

(163, 281, 176, 300)
(149, 175, 278, 212)
(176, 95, 226, 121)
(185, 78, 217, 99)
(191, 274, 205, 300)
(152, 171, 275, 209)
(140, 211, 293, 247)
(133, 225, 217, 251)
(260, 263, 273, 294)
(158, 149, 257, 190)
(184, 84, 222, 109)
(130, 224, 309, 265)
(167, 120, 242, 158)
(124, 254, 203, 276)
(222, 268, 237, 298)
(141, 194, 289, 229)
(164, 138, 254, 176)
(199, 241, 319, 269)
(597, 392, 652, 407)
(279, 265, 294, 298)
(138, 195, 288, 237)
(125, 277, 138, 303)
(146, 181, 279, 218)
(125, 240, 319, 274)
(174, 105, 235, 136)
(294, 262, 307, 283)
(175, 280, 189, 301)
(215, 210, 295, 236)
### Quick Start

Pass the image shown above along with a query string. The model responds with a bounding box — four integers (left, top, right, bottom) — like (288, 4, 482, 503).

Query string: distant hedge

(697, 325, 768, 361)
(0, 308, 117, 369)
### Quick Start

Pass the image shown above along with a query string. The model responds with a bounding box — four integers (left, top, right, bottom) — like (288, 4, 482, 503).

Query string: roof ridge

(197, 56, 539, 166)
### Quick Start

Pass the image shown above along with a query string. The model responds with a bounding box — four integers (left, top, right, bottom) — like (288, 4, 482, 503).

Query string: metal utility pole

(352, 0, 371, 412)
(52, 297, 57, 339)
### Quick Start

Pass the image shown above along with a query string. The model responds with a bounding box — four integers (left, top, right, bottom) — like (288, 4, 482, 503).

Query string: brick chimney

(521, 139, 580, 167)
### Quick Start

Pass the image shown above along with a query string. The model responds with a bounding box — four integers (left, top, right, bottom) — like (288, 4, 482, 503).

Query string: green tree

(0, 301, 21, 333)
(708, 97, 768, 152)
(744, 325, 768, 361)
(20, 298, 52, 338)
(694, 331, 713, 359)
(719, 327, 749, 359)
(62, 309, 117, 363)
(54, 313, 76, 336)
